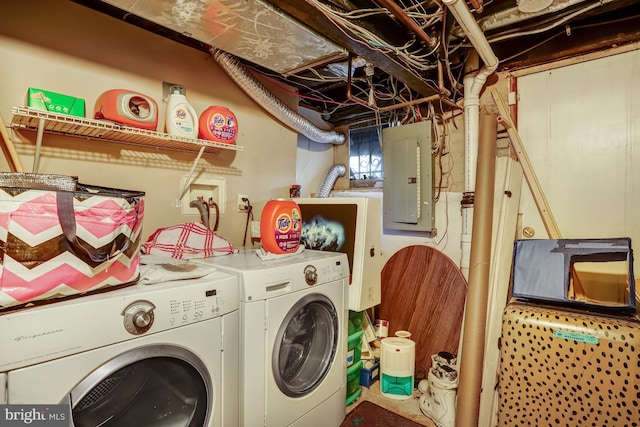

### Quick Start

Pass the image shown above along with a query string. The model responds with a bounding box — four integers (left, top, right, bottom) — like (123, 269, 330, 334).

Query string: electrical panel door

(382, 121, 434, 232)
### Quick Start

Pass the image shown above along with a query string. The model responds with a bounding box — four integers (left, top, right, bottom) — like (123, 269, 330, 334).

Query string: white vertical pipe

(443, 0, 498, 279)
(460, 58, 480, 279)
(464, 70, 480, 195)
(442, 0, 499, 278)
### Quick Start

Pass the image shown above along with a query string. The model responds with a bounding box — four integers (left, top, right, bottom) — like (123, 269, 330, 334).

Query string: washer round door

(272, 293, 339, 397)
(67, 344, 211, 427)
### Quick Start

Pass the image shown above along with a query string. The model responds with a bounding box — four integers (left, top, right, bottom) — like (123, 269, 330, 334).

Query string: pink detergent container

(198, 106, 238, 144)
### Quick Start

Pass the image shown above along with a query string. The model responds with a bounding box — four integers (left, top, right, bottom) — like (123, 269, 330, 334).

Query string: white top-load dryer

(195, 249, 350, 427)
(0, 271, 239, 427)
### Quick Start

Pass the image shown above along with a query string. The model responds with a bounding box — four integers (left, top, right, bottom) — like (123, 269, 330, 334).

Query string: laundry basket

(380, 337, 415, 400)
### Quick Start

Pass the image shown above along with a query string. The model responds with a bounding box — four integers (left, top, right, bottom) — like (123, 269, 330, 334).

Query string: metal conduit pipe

(315, 164, 347, 198)
(376, 0, 436, 47)
(212, 49, 346, 145)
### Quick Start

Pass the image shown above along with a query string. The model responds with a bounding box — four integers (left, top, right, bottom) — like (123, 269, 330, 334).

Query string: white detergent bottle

(165, 85, 198, 138)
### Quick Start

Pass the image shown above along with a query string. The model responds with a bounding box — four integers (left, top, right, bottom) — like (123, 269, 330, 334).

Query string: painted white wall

(516, 48, 640, 272)
(0, 0, 299, 249)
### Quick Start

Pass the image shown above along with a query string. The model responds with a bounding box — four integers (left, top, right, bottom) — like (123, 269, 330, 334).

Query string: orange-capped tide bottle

(260, 199, 302, 255)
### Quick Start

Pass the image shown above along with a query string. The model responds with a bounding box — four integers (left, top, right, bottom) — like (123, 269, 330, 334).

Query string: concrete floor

(346, 379, 437, 427)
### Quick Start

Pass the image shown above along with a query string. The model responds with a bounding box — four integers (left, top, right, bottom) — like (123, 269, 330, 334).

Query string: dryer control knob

(134, 311, 152, 328)
(304, 265, 318, 286)
(122, 300, 156, 335)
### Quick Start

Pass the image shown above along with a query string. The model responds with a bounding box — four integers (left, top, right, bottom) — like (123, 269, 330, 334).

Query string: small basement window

(349, 124, 385, 187)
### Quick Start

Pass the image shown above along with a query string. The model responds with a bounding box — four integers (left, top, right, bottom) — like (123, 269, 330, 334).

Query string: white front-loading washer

(195, 249, 349, 427)
(0, 271, 239, 427)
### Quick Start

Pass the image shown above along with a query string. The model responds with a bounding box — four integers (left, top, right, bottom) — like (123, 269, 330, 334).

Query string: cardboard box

(27, 87, 85, 117)
(511, 238, 635, 314)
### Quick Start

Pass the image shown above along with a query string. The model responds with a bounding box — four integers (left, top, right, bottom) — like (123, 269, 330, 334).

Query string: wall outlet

(237, 194, 249, 212)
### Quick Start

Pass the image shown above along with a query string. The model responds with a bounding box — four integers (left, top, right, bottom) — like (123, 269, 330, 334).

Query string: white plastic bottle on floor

(165, 85, 198, 138)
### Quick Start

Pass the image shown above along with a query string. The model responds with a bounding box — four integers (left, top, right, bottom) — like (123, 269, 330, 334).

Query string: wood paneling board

(378, 245, 467, 374)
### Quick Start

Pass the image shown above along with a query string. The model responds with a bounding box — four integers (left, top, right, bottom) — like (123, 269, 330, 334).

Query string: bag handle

(57, 191, 141, 263)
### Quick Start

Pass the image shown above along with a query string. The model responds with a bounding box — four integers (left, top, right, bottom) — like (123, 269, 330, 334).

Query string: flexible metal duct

(315, 164, 346, 197)
(212, 49, 345, 145)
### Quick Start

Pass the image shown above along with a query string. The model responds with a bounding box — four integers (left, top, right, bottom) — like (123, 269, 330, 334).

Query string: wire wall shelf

(10, 107, 244, 154)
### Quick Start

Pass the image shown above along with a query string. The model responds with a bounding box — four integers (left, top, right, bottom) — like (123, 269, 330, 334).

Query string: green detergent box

(27, 87, 85, 117)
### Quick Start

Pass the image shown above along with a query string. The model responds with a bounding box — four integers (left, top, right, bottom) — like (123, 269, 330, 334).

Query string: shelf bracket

(32, 118, 45, 173)
(176, 145, 206, 206)
(0, 112, 24, 172)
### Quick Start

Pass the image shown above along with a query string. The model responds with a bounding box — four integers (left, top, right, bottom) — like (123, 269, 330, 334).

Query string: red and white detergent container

(94, 89, 158, 130)
(260, 199, 302, 255)
(199, 106, 238, 144)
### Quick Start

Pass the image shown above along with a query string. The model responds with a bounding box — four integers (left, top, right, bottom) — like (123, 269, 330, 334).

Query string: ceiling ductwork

(97, 0, 347, 74)
(74, 0, 640, 127)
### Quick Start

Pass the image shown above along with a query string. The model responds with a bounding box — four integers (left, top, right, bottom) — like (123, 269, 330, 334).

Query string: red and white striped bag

(0, 174, 144, 309)
(141, 222, 237, 260)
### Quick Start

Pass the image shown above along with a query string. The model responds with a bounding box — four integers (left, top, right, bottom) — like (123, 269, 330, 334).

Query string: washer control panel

(167, 288, 227, 328)
(1, 273, 239, 370)
(118, 274, 239, 335)
(122, 300, 155, 335)
(313, 256, 349, 285)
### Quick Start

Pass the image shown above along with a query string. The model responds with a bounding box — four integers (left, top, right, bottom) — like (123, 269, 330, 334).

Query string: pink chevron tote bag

(0, 173, 144, 309)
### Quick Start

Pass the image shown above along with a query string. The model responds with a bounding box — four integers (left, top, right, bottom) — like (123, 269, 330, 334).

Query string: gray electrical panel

(382, 121, 434, 232)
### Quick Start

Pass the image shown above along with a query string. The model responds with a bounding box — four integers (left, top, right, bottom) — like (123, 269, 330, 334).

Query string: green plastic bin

(346, 360, 363, 406)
